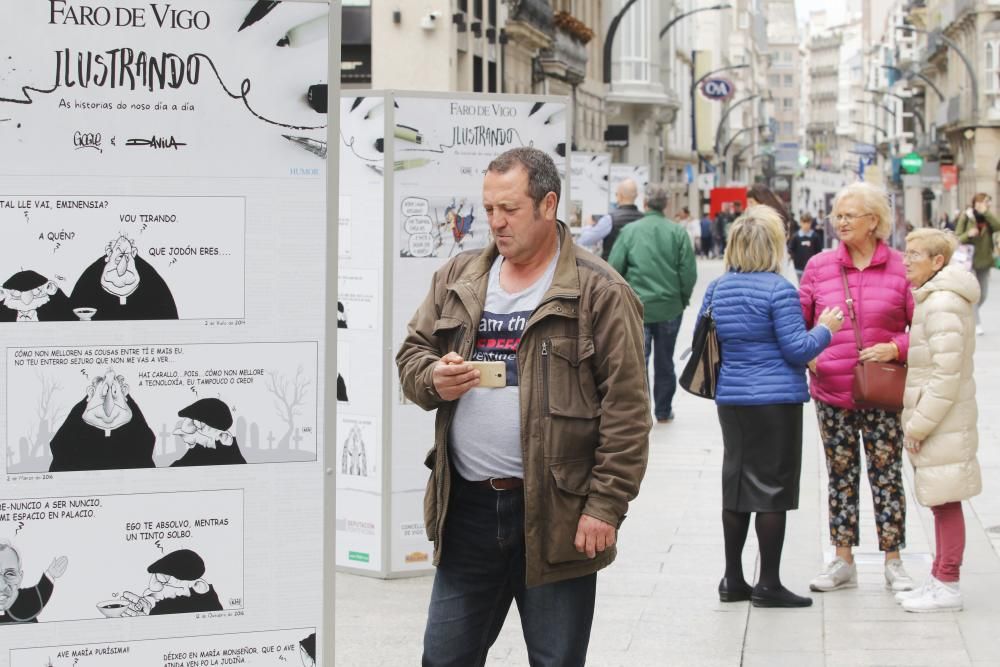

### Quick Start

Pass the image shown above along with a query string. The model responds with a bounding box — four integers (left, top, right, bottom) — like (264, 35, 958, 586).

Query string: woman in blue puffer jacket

(701, 205, 844, 608)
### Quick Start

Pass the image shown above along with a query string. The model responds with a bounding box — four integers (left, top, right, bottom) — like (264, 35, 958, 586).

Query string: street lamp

(714, 95, 761, 156)
(721, 123, 765, 159)
(866, 87, 926, 135)
(659, 3, 732, 40)
(880, 65, 944, 103)
(852, 120, 888, 140)
(895, 25, 978, 117)
(603, 0, 642, 85)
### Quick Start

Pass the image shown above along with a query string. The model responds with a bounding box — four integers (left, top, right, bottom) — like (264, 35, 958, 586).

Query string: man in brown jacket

(396, 147, 650, 666)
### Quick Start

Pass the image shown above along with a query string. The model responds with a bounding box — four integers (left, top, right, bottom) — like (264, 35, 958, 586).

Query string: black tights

(722, 509, 787, 587)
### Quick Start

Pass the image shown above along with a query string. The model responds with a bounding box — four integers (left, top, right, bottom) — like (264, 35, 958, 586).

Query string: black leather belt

(468, 477, 524, 491)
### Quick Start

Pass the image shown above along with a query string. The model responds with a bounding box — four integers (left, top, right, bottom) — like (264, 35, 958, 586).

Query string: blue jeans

(644, 316, 682, 420)
(423, 476, 596, 667)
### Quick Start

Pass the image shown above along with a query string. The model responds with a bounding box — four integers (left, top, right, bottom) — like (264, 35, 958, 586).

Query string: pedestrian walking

(700, 208, 715, 258)
(896, 229, 982, 613)
(701, 205, 843, 608)
(680, 206, 702, 255)
(396, 147, 651, 667)
(609, 183, 697, 424)
(953, 193, 999, 335)
(575, 178, 643, 259)
(788, 214, 823, 280)
(798, 182, 916, 594)
(713, 203, 733, 256)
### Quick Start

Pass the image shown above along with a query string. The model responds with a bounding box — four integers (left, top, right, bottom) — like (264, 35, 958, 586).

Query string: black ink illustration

(119, 549, 223, 617)
(443, 199, 475, 255)
(0, 270, 75, 322)
(300, 632, 317, 666)
(70, 235, 178, 320)
(337, 374, 348, 402)
(170, 398, 246, 467)
(0, 540, 68, 624)
(340, 425, 367, 477)
(337, 301, 348, 328)
(48, 369, 156, 472)
(238, 1, 281, 32)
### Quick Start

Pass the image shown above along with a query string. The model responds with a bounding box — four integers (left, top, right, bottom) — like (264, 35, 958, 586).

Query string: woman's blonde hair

(723, 205, 787, 273)
(832, 182, 892, 240)
(906, 228, 958, 264)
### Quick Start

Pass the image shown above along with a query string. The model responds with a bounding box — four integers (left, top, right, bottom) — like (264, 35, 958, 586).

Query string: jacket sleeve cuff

(892, 333, 909, 361)
(583, 496, 626, 528)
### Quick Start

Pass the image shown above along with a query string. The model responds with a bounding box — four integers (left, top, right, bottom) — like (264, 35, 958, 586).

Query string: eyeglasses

(903, 251, 929, 261)
(828, 213, 873, 224)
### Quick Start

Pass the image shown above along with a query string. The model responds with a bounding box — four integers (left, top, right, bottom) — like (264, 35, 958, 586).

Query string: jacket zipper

(436, 321, 470, 544)
(541, 338, 550, 415)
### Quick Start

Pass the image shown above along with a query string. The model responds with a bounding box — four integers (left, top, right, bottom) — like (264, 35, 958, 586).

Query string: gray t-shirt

(449, 250, 558, 481)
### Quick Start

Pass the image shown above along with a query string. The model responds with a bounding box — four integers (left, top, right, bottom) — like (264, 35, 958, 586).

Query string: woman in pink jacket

(798, 182, 916, 594)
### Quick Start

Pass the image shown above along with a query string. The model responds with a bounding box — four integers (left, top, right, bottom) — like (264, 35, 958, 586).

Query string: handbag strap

(839, 266, 864, 353)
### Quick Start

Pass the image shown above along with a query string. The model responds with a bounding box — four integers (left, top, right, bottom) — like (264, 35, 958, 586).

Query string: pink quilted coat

(799, 241, 914, 410)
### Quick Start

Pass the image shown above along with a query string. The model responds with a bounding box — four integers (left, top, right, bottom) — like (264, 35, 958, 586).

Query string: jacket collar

(449, 221, 580, 299)
(834, 239, 890, 269)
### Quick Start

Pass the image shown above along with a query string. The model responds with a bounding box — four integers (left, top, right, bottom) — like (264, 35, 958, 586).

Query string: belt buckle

(488, 477, 505, 491)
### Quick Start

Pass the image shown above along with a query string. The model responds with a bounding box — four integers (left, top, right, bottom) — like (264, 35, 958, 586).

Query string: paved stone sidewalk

(336, 259, 1000, 666)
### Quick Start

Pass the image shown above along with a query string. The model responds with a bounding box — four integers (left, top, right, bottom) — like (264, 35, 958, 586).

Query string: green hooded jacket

(955, 210, 1000, 271)
(608, 210, 697, 323)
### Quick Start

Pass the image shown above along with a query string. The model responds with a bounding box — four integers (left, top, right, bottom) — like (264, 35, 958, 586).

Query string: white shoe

(885, 559, 915, 592)
(895, 578, 930, 603)
(901, 578, 962, 613)
(809, 557, 858, 592)
(976, 325, 984, 336)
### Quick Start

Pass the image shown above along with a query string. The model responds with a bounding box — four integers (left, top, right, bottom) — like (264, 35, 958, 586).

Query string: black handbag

(680, 282, 722, 399)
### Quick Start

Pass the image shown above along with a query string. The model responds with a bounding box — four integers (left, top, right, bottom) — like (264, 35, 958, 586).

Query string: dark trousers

(423, 477, 596, 667)
(644, 316, 682, 420)
(701, 235, 714, 258)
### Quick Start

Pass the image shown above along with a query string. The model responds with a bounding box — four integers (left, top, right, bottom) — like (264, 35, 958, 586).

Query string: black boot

(718, 577, 753, 602)
(751, 584, 813, 608)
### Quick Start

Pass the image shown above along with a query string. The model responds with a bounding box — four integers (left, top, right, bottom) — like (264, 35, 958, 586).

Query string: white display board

(0, 1, 330, 664)
(609, 163, 651, 210)
(569, 152, 611, 228)
(337, 91, 569, 576)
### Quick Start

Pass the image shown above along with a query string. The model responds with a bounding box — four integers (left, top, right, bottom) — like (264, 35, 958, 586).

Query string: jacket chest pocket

(542, 336, 602, 455)
(433, 316, 469, 357)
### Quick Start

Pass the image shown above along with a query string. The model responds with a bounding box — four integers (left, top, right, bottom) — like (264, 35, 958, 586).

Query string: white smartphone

(468, 361, 506, 388)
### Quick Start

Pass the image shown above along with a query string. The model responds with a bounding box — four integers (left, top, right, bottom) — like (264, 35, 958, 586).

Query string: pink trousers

(931, 502, 965, 583)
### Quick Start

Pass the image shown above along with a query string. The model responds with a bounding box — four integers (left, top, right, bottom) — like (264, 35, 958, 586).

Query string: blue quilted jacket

(700, 271, 832, 406)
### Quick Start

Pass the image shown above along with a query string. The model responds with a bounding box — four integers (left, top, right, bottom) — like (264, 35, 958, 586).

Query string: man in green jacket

(955, 193, 1000, 335)
(609, 183, 697, 422)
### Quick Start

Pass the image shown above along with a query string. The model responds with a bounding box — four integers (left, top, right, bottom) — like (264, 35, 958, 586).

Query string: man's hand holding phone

(433, 352, 480, 401)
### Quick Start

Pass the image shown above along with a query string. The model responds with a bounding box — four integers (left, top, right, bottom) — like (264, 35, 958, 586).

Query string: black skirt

(718, 403, 803, 512)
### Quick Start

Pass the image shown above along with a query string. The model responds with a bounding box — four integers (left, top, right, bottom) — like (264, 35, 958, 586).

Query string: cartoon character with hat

(0, 270, 75, 322)
(169, 398, 246, 467)
(300, 632, 317, 666)
(120, 549, 223, 617)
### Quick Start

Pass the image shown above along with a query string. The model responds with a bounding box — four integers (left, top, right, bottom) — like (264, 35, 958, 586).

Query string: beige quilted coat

(902, 265, 982, 507)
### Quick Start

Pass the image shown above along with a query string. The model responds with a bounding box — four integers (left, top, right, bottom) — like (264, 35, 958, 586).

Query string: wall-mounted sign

(700, 78, 735, 101)
(901, 152, 924, 174)
(941, 164, 958, 191)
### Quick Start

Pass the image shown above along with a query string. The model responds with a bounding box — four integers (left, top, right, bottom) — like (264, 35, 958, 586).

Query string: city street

(336, 258, 1000, 666)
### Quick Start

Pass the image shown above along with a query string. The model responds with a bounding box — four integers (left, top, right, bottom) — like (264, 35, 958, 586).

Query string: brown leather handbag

(841, 267, 906, 412)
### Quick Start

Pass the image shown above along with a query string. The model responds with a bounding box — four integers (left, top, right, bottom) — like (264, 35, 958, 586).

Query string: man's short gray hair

(486, 147, 561, 209)
(644, 183, 669, 212)
(0, 540, 20, 563)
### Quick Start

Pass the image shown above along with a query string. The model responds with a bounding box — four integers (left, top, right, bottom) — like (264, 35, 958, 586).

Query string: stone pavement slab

(336, 260, 1000, 666)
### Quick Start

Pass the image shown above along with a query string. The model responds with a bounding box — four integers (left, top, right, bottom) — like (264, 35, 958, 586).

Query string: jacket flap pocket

(423, 446, 437, 470)
(549, 337, 595, 367)
(432, 317, 464, 334)
(549, 459, 592, 496)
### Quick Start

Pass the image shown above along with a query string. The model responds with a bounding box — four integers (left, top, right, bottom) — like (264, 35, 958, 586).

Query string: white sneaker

(976, 325, 984, 336)
(895, 579, 931, 603)
(885, 559, 915, 592)
(901, 578, 962, 613)
(809, 557, 858, 592)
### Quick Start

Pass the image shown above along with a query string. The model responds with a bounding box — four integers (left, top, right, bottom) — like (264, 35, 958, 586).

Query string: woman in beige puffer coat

(898, 229, 982, 613)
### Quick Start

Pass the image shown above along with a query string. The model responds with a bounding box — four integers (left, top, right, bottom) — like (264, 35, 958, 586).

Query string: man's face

(0, 549, 23, 612)
(144, 573, 192, 601)
(483, 166, 556, 265)
(2, 281, 56, 314)
(101, 237, 140, 297)
(173, 418, 228, 450)
(82, 370, 133, 431)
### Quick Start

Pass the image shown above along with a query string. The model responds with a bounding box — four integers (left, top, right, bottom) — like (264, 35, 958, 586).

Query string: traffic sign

(901, 152, 924, 174)
(700, 78, 735, 101)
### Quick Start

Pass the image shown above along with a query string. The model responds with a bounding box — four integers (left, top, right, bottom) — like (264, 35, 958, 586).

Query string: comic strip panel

(5, 342, 318, 474)
(0, 489, 243, 624)
(8, 628, 317, 666)
(0, 196, 245, 321)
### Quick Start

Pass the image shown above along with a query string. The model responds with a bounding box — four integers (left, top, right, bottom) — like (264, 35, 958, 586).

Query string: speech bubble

(408, 233, 434, 258)
(401, 197, 429, 217)
(0, 496, 102, 526)
(404, 215, 433, 234)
